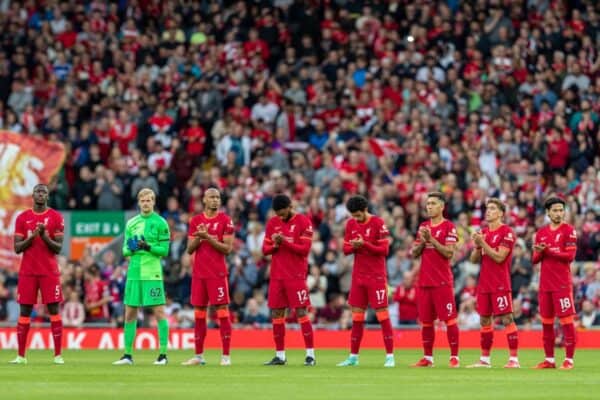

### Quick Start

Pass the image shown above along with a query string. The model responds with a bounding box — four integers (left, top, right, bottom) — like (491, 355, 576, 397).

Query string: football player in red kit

(10, 184, 65, 365)
(183, 188, 234, 366)
(337, 196, 395, 367)
(533, 197, 578, 370)
(262, 194, 316, 366)
(411, 192, 460, 368)
(468, 198, 519, 369)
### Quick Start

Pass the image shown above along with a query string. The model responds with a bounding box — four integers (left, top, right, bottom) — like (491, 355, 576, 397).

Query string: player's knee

(480, 316, 492, 326)
(154, 306, 166, 320)
(19, 305, 33, 317)
(47, 302, 60, 315)
(296, 307, 307, 318)
(352, 311, 366, 322)
(271, 308, 285, 319)
(501, 314, 514, 326)
(124, 307, 138, 322)
(375, 309, 390, 322)
(216, 308, 230, 319)
(559, 315, 574, 325)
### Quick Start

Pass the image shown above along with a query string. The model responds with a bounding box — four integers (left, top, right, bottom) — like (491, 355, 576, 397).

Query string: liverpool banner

(0, 131, 66, 271)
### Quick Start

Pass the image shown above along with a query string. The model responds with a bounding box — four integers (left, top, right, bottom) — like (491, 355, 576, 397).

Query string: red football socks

(505, 322, 519, 358)
(561, 319, 576, 359)
(480, 325, 494, 357)
(542, 323, 555, 358)
(446, 320, 459, 357)
(376, 310, 394, 354)
(351, 312, 365, 354)
(217, 309, 232, 356)
(272, 317, 286, 351)
(50, 314, 63, 356)
(17, 316, 30, 358)
(421, 323, 435, 357)
(298, 315, 314, 350)
(194, 309, 207, 355)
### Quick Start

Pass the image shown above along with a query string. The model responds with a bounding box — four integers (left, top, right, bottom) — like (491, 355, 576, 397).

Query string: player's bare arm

(186, 235, 203, 254)
(419, 226, 454, 259)
(39, 224, 63, 254)
(410, 240, 426, 258)
(186, 224, 207, 254)
(410, 228, 427, 258)
(470, 247, 482, 263)
(470, 231, 483, 263)
(205, 234, 234, 255)
(13, 228, 39, 254)
(428, 237, 456, 259)
(480, 241, 511, 264)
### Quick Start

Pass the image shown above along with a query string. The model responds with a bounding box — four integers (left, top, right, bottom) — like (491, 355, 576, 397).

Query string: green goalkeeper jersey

(123, 212, 170, 281)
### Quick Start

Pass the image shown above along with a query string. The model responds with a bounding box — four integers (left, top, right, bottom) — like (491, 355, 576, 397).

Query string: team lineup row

(9, 185, 576, 370)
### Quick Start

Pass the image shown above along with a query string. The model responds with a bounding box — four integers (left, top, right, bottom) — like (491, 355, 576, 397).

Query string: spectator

(83, 265, 111, 323)
(392, 271, 418, 326)
(95, 168, 124, 210)
(579, 300, 600, 329)
(241, 298, 269, 326)
(307, 265, 327, 309)
(62, 291, 86, 328)
(458, 297, 480, 330)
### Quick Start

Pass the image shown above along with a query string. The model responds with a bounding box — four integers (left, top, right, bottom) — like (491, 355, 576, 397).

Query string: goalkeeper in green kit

(113, 188, 171, 365)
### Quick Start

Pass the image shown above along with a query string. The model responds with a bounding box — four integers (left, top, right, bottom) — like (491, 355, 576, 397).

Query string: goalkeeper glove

(137, 235, 151, 251)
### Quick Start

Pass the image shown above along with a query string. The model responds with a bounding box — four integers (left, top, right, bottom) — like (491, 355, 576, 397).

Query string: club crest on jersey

(290, 224, 296, 233)
(492, 234, 499, 242)
(555, 233, 561, 242)
(366, 228, 371, 236)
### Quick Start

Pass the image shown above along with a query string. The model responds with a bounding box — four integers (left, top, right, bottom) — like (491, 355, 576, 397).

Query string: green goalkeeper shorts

(124, 280, 166, 307)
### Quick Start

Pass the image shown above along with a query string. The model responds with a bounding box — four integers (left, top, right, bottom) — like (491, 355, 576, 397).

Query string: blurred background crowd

(0, 0, 598, 331)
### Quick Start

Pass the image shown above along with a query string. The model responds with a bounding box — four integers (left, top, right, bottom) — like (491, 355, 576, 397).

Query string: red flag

(368, 138, 403, 158)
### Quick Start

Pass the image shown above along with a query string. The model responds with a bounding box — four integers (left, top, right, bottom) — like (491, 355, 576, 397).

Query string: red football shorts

(417, 286, 457, 323)
(17, 275, 63, 305)
(268, 279, 310, 309)
(539, 289, 575, 318)
(476, 291, 513, 316)
(348, 277, 388, 309)
(191, 277, 230, 306)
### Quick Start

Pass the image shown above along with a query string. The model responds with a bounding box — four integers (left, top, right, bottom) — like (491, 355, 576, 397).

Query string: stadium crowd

(0, 0, 599, 331)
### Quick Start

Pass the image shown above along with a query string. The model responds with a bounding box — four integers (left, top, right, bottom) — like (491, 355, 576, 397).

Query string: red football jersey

(14, 208, 64, 276)
(477, 224, 515, 293)
(344, 216, 389, 279)
(188, 212, 234, 279)
(535, 223, 577, 292)
(263, 213, 313, 280)
(84, 279, 109, 320)
(415, 220, 457, 287)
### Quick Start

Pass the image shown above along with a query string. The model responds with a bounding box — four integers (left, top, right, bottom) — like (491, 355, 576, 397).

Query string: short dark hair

(272, 194, 291, 211)
(544, 196, 566, 210)
(427, 192, 446, 203)
(486, 197, 506, 214)
(346, 195, 369, 213)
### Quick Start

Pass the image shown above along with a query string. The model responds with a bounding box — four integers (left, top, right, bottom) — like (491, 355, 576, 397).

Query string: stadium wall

(1, 328, 599, 350)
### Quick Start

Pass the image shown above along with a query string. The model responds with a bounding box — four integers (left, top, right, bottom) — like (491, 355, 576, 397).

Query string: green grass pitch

(1, 349, 599, 399)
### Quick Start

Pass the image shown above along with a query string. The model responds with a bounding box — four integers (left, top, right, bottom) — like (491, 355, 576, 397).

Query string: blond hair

(137, 188, 156, 200)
